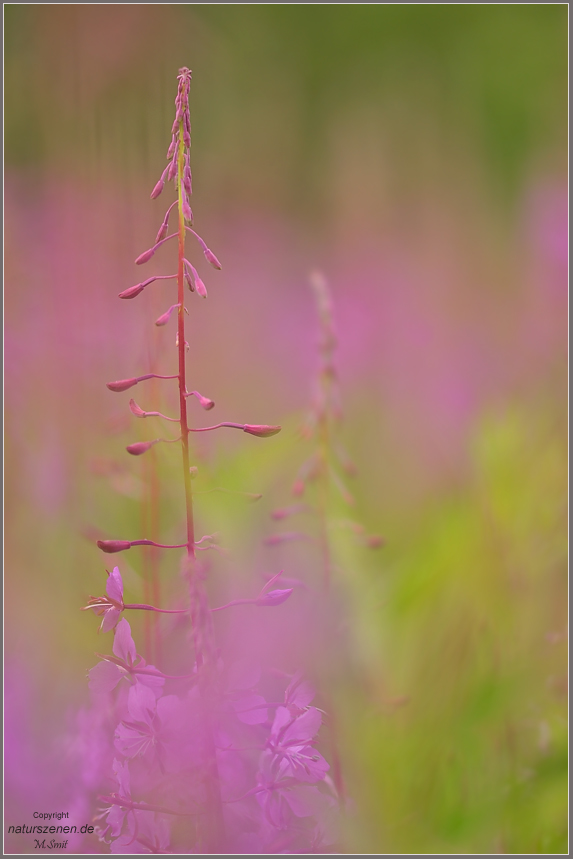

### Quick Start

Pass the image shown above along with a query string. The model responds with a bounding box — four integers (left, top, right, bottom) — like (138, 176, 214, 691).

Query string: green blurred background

(5, 5, 567, 854)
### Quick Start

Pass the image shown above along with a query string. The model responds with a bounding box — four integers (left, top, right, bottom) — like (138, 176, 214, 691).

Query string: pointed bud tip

(243, 424, 281, 438)
(150, 179, 164, 200)
(107, 378, 138, 393)
(129, 399, 147, 418)
(97, 540, 132, 554)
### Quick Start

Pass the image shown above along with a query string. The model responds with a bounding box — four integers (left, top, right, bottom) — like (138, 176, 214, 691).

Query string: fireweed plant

(82, 69, 338, 854)
(264, 271, 383, 810)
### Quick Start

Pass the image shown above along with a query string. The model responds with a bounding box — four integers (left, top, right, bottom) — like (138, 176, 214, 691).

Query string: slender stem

(124, 603, 187, 614)
(177, 121, 195, 563)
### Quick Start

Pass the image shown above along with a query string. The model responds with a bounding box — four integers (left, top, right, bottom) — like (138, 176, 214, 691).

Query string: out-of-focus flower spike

(271, 503, 309, 521)
(155, 304, 180, 327)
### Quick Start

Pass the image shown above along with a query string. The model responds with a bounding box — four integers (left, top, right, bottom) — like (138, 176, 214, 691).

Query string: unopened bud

(126, 441, 157, 456)
(155, 221, 168, 244)
(97, 540, 131, 553)
(107, 378, 138, 392)
(195, 277, 207, 298)
(188, 390, 214, 410)
(155, 304, 179, 327)
(135, 247, 156, 266)
(189, 466, 198, 478)
(182, 197, 193, 224)
(150, 178, 164, 199)
(255, 588, 293, 607)
(129, 399, 147, 418)
(243, 424, 281, 438)
(203, 247, 222, 270)
(119, 283, 146, 300)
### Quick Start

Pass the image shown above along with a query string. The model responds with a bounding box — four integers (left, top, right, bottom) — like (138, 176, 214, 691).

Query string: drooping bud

(195, 276, 207, 299)
(150, 166, 169, 200)
(97, 540, 131, 553)
(119, 283, 146, 300)
(107, 378, 138, 392)
(203, 247, 222, 270)
(126, 440, 158, 456)
(188, 390, 215, 410)
(135, 247, 156, 266)
(255, 588, 293, 607)
(243, 424, 282, 438)
(129, 399, 147, 418)
(182, 196, 193, 224)
(155, 304, 179, 327)
(155, 221, 168, 244)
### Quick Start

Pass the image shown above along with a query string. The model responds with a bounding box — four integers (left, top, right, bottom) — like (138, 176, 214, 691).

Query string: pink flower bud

(255, 588, 293, 607)
(126, 441, 157, 456)
(135, 247, 156, 266)
(166, 139, 176, 160)
(182, 197, 193, 224)
(107, 378, 138, 392)
(150, 168, 169, 199)
(119, 283, 146, 299)
(155, 304, 179, 326)
(203, 247, 222, 270)
(155, 221, 168, 244)
(195, 277, 207, 298)
(129, 399, 147, 417)
(189, 391, 215, 410)
(243, 424, 282, 438)
(168, 158, 177, 181)
(97, 540, 131, 553)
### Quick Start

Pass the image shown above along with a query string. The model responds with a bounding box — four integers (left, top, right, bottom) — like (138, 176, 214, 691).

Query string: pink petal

(88, 660, 122, 694)
(127, 682, 157, 724)
(232, 693, 268, 725)
(282, 707, 322, 744)
(113, 619, 137, 663)
(100, 607, 122, 633)
(106, 567, 123, 603)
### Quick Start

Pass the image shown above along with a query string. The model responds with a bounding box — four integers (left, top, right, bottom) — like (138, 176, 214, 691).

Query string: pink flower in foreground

(255, 751, 332, 830)
(88, 619, 164, 695)
(94, 758, 133, 844)
(268, 706, 329, 783)
(115, 683, 185, 771)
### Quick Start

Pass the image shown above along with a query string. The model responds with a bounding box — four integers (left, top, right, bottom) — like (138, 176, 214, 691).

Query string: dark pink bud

(107, 378, 138, 392)
(255, 588, 293, 607)
(166, 138, 176, 160)
(189, 390, 215, 410)
(119, 282, 146, 299)
(203, 247, 222, 270)
(243, 424, 281, 438)
(135, 247, 156, 266)
(126, 441, 157, 456)
(183, 130, 191, 148)
(97, 540, 131, 553)
(129, 399, 147, 418)
(168, 158, 177, 181)
(155, 304, 179, 327)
